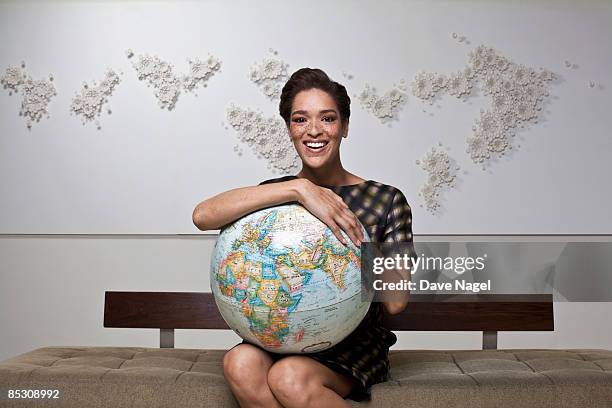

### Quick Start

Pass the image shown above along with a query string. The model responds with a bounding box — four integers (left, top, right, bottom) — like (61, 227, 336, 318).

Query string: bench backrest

(104, 291, 553, 349)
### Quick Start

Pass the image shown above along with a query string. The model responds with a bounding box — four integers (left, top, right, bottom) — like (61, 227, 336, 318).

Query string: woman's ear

(342, 120, 349, 138)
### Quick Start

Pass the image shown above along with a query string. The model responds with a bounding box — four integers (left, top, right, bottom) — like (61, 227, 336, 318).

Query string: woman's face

(288, 88, 347, 169)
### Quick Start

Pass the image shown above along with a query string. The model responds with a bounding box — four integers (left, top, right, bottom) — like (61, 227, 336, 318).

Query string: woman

(192, 68, 416, 407)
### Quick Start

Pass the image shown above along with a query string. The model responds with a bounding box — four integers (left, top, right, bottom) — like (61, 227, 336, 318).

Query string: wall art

(226, 102, 299, 173)
(411, 44, 555, 168)
(248, 50, 289, 100)
(70, 69, 121, 129)
(127, 49, 221, 110)
(358, 81, 407, 124)
(416, 145, 459, 212)
(1, 62, 56, 130)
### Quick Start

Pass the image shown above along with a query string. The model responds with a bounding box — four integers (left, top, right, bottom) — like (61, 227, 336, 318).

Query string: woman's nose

(307, 122, 322, 136)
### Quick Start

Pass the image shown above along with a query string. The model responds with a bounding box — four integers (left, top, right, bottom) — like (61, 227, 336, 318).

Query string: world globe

(211, 203, 373, 354)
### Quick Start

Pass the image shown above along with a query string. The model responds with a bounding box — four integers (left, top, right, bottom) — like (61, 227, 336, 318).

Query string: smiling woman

(193, 68, 416, 406)
(279, 68, 353, 188)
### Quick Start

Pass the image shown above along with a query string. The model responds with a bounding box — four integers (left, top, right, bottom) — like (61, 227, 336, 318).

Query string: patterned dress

(235, 175, 416, 401)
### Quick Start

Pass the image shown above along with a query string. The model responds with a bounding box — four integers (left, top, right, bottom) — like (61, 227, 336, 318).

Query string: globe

(211, 203, 373, 354)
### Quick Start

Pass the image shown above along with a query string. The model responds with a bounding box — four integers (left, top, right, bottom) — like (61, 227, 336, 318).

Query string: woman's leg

(223, 343, 284, 408)
(267, 356, 356, 408)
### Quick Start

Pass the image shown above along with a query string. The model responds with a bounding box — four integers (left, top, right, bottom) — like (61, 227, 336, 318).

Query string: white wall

(0, 0, 611, 234)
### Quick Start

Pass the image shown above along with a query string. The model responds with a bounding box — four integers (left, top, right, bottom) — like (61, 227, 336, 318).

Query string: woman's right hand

(294, 178, 365, 247)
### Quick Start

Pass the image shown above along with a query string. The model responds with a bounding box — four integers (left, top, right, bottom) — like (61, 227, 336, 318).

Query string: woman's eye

(322, 116, 336, 122)
(293, 117, 306, 123)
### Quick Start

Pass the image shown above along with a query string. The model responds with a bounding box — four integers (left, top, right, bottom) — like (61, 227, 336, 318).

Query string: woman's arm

(192, 179, 304, 231)
(192, 178, 364, 246)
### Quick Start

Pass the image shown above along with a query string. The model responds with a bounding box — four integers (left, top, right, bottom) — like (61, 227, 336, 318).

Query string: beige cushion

(1, 347, 611, 407)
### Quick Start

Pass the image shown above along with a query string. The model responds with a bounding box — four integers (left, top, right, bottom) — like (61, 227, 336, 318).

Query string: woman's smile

(303, 140, 330, 154)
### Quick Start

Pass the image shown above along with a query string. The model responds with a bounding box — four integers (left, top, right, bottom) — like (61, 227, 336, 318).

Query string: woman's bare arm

(192, 178, 365, 246)
(192, 179, 304, 231)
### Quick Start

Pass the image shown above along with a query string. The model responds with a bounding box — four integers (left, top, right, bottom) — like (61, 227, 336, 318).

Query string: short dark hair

(279, 68, 351, 126)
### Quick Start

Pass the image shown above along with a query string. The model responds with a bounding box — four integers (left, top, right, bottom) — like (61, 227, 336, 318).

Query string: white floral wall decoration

(248, 52, 289, 100)
(183, 56, 222, 93)
(70, 69, 122, 129)
(1, 64, 25, 95)
(416, 145, 459, 213)
(225, 103, 300, 174)
(128, 52, 181, 110)
(127, 49, 221, 110)
(411, 44, 556, 168)
(358, 80, 407, 124)
(1, 62, 56, 130)
(412, 68, 474, 102)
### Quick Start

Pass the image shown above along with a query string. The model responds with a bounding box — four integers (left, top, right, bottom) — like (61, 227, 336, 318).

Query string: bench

(1, 292, 611, 407)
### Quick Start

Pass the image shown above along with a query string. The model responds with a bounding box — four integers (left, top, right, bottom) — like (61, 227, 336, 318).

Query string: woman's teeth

(305, 141, 328, 150)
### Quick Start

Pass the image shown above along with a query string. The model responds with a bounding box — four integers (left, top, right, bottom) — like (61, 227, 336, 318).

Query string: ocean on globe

(211, 203, 373, 354)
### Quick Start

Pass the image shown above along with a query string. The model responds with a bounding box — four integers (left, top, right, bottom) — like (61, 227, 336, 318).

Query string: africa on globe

(210, 203, 373, 354)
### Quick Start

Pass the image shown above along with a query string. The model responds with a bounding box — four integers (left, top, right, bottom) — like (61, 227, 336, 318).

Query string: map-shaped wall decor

(1, 64, 25, 95)
(226, 102, 300, 174)
(183, 56, 222, 93)
(248, 51, 289, 100)
(357, 80, 407, 124)
(416, 145, 459, 212)
(70, 69, 122, 129)
(127, 49, 221, 110)
(410, 44, 556, 168)
(1, 62, 56, 130)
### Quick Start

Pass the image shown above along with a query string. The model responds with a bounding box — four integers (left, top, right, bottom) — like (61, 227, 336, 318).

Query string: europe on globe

(211, 203, 373, 353)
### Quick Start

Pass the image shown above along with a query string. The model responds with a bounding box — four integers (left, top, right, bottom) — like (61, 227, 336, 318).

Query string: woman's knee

(267, 358, 315, 405)
(223, 344, 271, 385)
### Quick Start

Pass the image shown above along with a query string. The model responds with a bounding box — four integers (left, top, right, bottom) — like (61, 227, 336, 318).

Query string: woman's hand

(294, 178, 365, 247)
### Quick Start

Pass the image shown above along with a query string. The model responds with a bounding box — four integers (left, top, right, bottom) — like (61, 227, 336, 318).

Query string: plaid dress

(237, 175, 416, 401)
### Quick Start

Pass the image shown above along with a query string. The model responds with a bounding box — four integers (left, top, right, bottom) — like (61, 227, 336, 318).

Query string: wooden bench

(2, 292, 611, 407)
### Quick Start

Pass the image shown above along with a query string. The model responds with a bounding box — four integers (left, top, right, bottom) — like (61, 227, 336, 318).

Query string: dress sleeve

(381, 189, 417, 259)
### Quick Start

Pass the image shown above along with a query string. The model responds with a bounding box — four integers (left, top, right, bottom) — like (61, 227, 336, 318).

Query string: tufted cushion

(1, 347, 611, 407)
